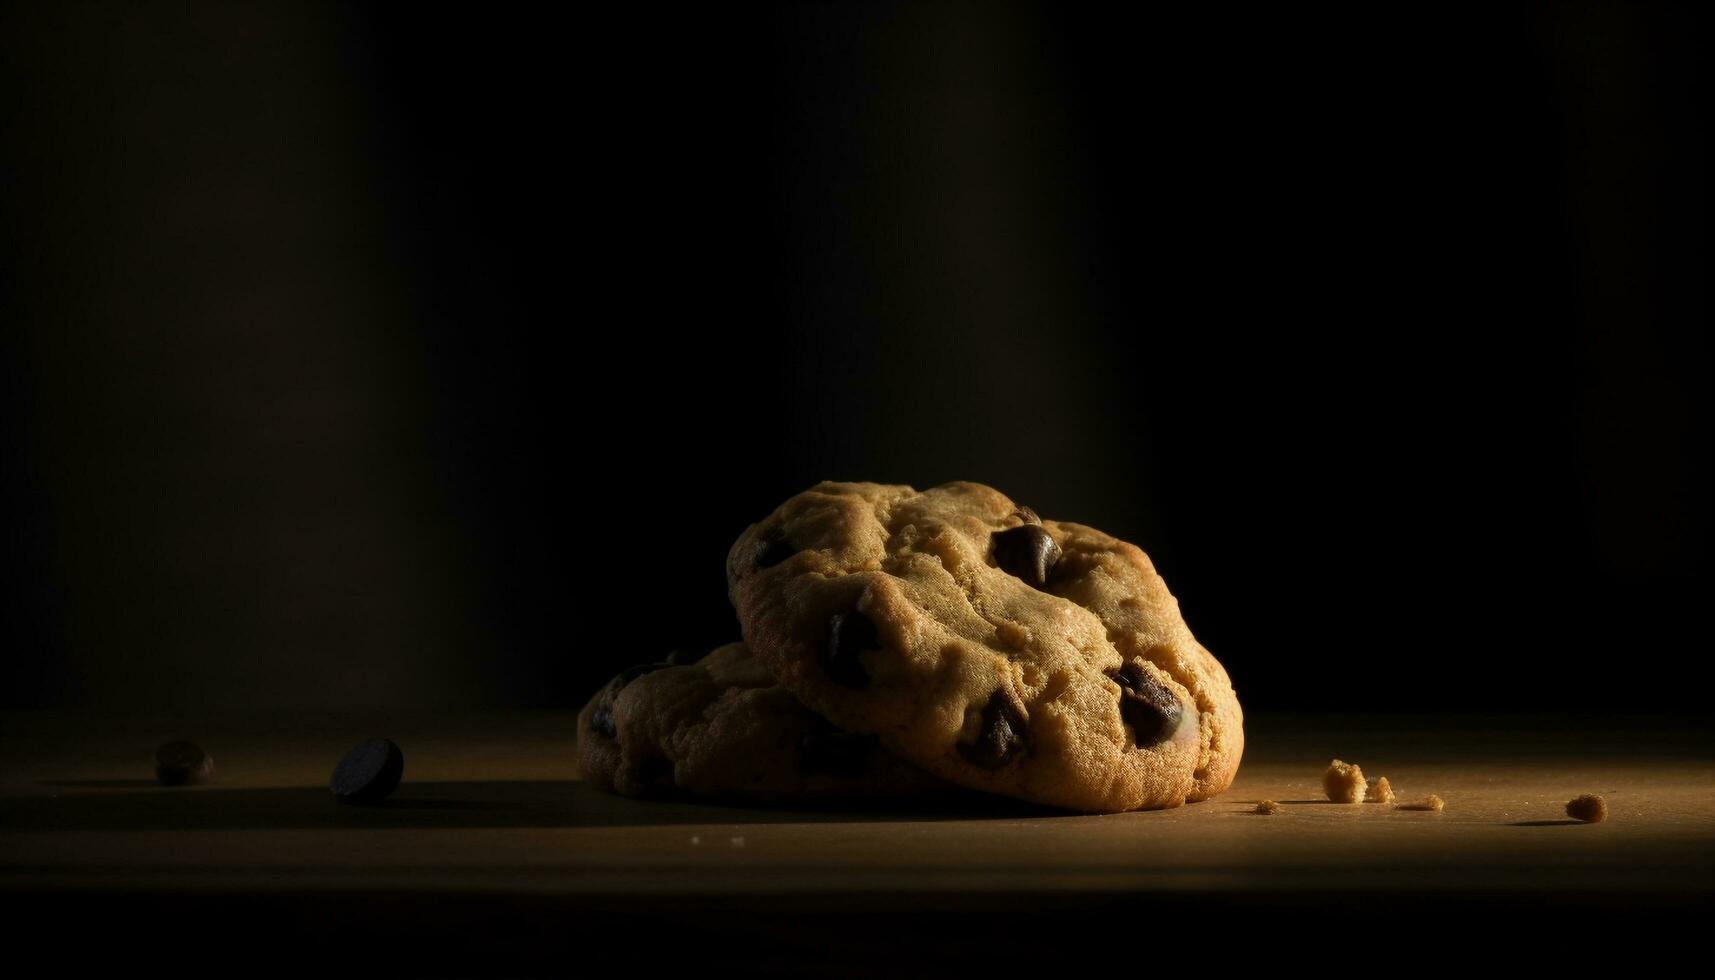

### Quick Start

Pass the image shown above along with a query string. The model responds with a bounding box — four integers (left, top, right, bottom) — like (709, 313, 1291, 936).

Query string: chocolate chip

(590, 663, 669, 740)
(823, 610, 878, 688)
(1111, 661, 1184, 748)
(992, 524, 1061, 587)
(755, 534, 795, 570)
(590, 706, 617, 739)
(800, 729, 876, 777)
(330, 738, 405, 805)
(153, 740, 214, 786)
(957, 691, 1028, 769)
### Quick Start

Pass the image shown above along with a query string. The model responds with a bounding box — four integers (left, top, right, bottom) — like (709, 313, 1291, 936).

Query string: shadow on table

(40, 779, 161, 789)
(2, 780, 1063, 832)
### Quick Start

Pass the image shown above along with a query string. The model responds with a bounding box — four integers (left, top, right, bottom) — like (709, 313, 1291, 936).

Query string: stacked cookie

(577, 481, 1243, 813)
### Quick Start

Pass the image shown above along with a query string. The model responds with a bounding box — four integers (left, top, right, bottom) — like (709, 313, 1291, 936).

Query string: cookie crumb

(1397, 795, 1444, 812)
(1366, 776, 1396, 804)
(1323, 760, 1366, 803)
(1254, 800, 1282, 815)
(1566, 794, 1607, 823)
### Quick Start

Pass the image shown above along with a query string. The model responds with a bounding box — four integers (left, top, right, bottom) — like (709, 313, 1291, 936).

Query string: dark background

(2, 2, 1707, 713)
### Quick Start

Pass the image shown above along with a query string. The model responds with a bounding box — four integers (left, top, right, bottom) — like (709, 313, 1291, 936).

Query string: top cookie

(725, 481, 1243, 812)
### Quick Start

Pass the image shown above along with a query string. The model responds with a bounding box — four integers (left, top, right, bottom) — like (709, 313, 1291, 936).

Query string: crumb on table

(1566, 794, 1607, 823)
(1323, 759, 1366, 803)
(1397, 795, 1444, 812)
(1367, 776, 1396, 804)
(1254, 800, 1281, 815)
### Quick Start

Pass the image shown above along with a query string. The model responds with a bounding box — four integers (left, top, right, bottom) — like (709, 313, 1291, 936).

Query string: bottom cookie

(577, 643, 955, 805)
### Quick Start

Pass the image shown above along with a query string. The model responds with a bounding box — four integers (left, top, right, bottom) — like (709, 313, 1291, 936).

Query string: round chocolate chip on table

(330, 738, 405, 805)
(1111, 661, 1184, 748)
(154, 740, 214, 786)
(823, 610, 878, 688)
(957, 691, 1029, 769)
(992, 524, 1061, 588)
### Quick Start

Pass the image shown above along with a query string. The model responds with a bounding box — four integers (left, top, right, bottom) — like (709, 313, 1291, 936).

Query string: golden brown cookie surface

(726, 481, 1244, 812)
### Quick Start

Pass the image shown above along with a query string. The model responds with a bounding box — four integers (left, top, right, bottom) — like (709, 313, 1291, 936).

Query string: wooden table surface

(3, 710, 1710, 973)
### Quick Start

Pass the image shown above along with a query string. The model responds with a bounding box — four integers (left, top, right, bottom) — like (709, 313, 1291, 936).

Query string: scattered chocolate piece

(1110, 661, 1184, 748)
(1566, 794, 1608, 823)
(154, 740, 214, 786)
(1254, 800, 1282, 815)
(957, 690, 1028, 769)
(992, 524, 1061, 587)
(1396, 795, 1445, 812)
(1366, 776, 1396, 804)
(1323, 759, 1367, 804)
(823, 610, 878, 688)
(330, 738, 405, 805)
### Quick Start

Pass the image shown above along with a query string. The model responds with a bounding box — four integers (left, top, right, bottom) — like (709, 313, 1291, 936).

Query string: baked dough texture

(1367, 776, 1396, 804)
(725, 480, 1243, 812)
(1324, 760, 1366, 804)
(577, 642, 949, 804)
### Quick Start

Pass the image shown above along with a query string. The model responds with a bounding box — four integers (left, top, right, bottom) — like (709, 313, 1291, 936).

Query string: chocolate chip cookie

(726, 481, 1243, 812)
(577, 642, 951, 804)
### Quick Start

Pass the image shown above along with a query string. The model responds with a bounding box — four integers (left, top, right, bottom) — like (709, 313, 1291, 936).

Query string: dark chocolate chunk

(330, 738, 405, 805)
(153, 740, 214, 786)
(1111, 661, 1184, 748)
(957, 691, 1028, 769)
(992, 524, 1061, 588)
(590, 706, 617, 739)
(800, 729, 876, 777)
(589, 663, 669, 741)
(755, 534, 796, 570)
(823, 610, 878, 688)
